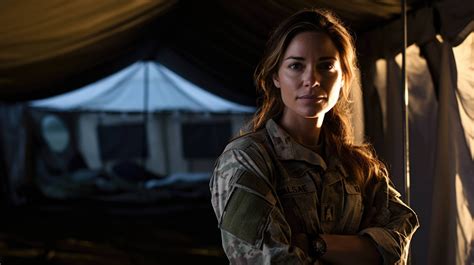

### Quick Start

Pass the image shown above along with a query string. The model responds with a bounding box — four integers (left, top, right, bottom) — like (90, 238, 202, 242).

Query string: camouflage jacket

(210, 119, 419, 264)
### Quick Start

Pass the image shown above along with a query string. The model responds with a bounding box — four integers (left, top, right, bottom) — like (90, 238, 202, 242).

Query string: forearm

(319, 234, 382, 265)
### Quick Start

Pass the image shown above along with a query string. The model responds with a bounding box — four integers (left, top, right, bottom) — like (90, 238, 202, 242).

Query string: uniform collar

(265, 119, 327, 171)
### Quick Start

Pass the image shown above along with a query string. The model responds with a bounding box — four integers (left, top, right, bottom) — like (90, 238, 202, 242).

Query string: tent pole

(143, 61, 150, 171)
(401, 0, 410, 208)
(401, 0, 412, 263)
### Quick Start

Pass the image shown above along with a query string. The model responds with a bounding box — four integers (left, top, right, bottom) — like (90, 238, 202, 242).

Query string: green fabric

(221, 187, 272, 245)
(236, 171, 271, 198)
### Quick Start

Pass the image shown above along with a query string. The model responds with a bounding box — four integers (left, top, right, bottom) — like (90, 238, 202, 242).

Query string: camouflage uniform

(210, 119, 419, 264)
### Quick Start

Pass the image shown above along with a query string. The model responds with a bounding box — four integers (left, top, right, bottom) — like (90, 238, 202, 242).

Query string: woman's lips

(297, 95, 327, 100)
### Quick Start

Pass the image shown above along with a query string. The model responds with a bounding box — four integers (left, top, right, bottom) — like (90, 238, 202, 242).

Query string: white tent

(28, 62, 255, 177)
(30, 61, 255, 113)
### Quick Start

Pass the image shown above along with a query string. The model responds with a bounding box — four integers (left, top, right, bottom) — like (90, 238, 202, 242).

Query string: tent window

(181, 121, 231, 159)
(41, 114, 70, 153)
(97, 123, 147, 161)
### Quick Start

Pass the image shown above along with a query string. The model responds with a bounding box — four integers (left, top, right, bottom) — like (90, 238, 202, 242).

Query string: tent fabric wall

(0, 0, 177, 101)
(0, 104, 32, 206)
(452, 35, 474, 161)
(436, 0, 474, 46)
(376, 44, 441, 265)
(424, 36, 474, 265)
(359, 5, 473, 263)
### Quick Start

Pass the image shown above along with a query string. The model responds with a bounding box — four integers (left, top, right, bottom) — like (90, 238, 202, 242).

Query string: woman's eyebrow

(283, 56, 305, 61)
(284, 56, 338, 61)
(318, 56, 337, 61)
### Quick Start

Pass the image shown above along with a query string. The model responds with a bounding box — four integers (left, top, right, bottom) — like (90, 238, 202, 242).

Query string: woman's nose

(303, 68, 320, 88)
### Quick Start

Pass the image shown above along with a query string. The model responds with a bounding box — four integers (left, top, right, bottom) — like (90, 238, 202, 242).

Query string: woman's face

(273, 31, 344, 121)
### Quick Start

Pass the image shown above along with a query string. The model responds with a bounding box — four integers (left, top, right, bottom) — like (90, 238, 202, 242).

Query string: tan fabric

(453, 32, 474, 160)
(0, 0, 176, 98)
(371, 35, 474, 264)
(428, 38, 474, 265)
(0, 0, 174, 67)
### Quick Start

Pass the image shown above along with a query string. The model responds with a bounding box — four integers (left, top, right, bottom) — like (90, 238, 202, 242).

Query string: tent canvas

(30, 61, 255, 113)
(25, 61, 255, 201)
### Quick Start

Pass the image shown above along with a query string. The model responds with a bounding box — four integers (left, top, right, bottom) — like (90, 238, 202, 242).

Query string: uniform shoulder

(214, 128, 276, 189)
(223, 130, 268, 153)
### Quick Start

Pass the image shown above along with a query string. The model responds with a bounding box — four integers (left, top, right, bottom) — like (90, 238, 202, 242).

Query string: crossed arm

(211, 147, 419, 265)
(292, 233, 382, 265)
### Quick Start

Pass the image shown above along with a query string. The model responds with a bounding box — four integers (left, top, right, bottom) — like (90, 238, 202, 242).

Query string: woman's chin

(299, 109, 324, 119)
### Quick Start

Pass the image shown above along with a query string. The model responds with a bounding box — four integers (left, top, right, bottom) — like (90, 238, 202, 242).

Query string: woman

(210, 9, 419, 265)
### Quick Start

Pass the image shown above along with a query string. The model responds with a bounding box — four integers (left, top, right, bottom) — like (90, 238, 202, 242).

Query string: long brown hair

(250, 9, 387, 193)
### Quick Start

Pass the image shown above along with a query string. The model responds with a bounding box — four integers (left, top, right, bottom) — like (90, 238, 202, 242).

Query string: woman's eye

(288, 63, 303, 70)
(318, 62, 336, 71)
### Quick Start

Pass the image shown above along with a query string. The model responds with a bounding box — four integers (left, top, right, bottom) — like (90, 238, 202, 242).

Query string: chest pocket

(319, 172, 344, 233)
(338, 180, 364, 233)
(277, 163, 319, 235)
(320, 171, 363, 234)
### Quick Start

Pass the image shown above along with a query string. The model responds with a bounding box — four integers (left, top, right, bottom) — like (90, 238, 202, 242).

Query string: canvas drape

(424, 34, 474, 265)
(0, 0, 177, 101)
(359, 4, 473, 264)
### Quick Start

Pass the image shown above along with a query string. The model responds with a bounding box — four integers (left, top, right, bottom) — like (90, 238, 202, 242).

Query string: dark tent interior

(0, 0, 473, 264)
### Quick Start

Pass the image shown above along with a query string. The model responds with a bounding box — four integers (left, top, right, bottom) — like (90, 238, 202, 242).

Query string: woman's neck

(279, 111, 325, 148)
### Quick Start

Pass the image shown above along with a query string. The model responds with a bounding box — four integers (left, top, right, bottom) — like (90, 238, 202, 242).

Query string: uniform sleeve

(358, 178, 420, 265)
(210, 144, 314, 265)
